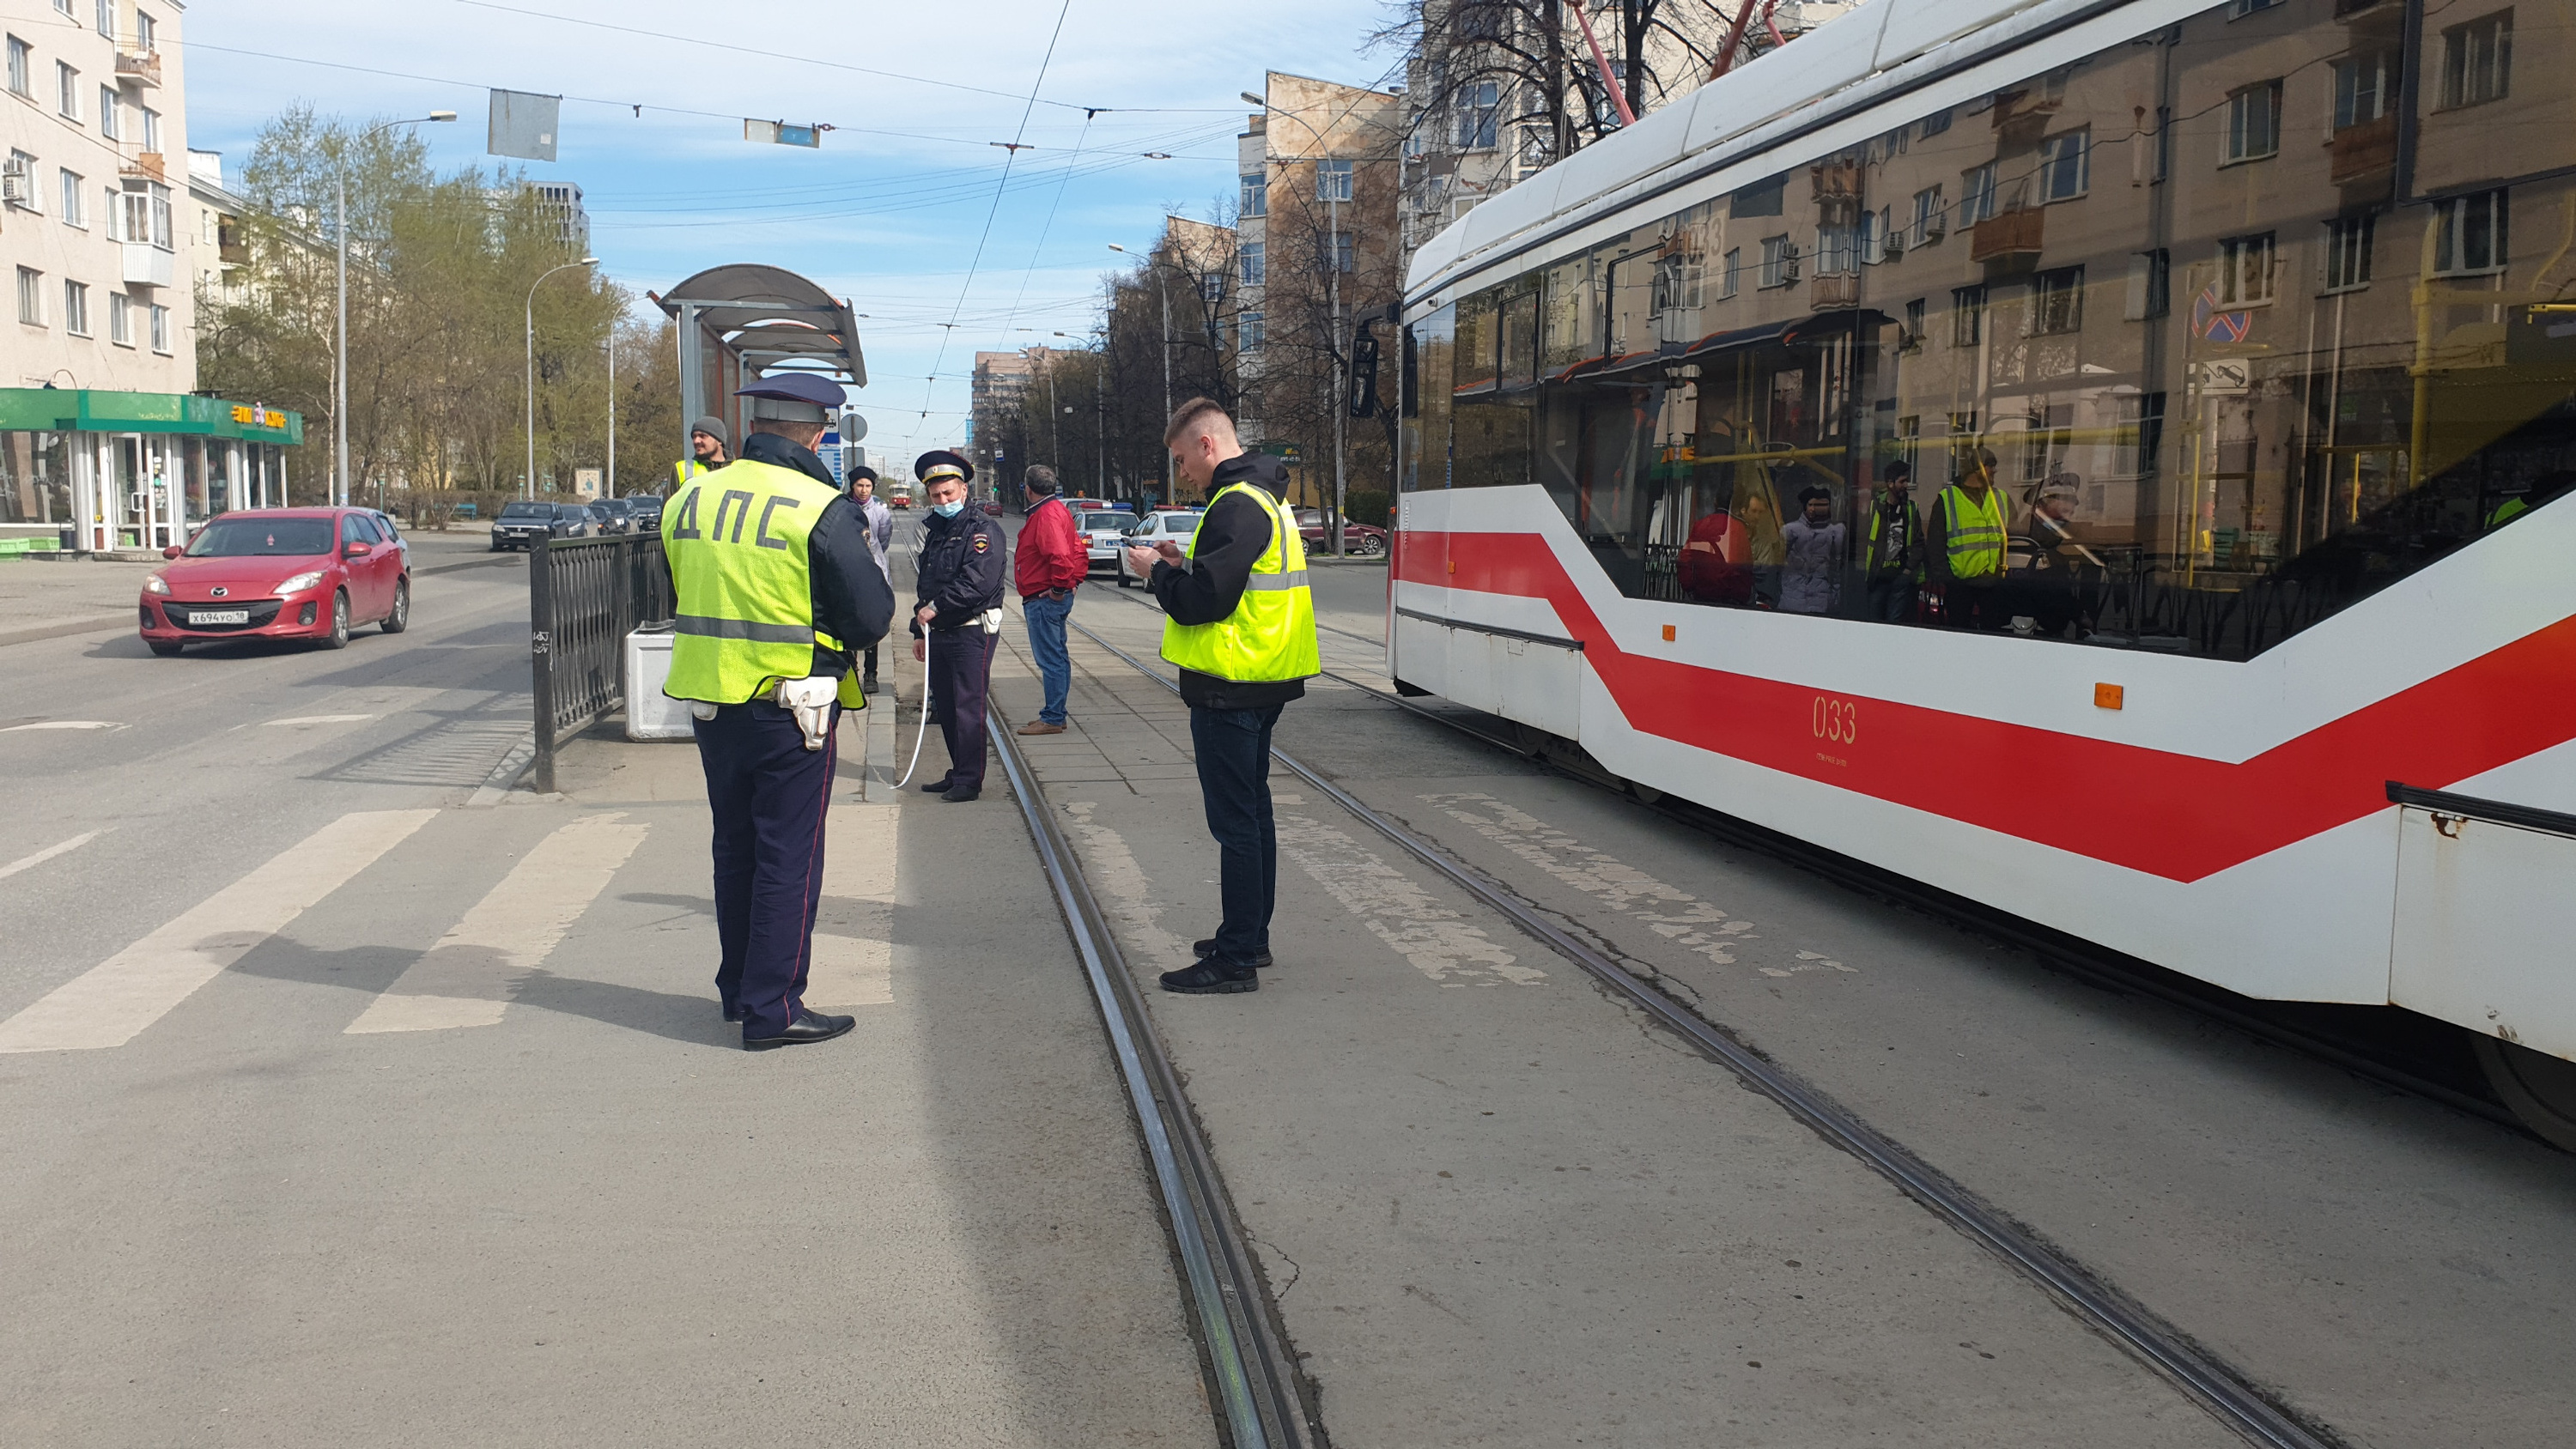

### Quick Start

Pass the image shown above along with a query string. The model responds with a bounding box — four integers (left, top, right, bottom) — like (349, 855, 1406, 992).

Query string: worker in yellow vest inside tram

(1928, 446, 2010, 632)
(661, 373, 894, 1050)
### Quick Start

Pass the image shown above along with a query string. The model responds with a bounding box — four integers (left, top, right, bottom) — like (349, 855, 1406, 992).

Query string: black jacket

(911, 503, 1009, 635)
(737, 432, 896, 680)
(1147, 452, 1308, 710)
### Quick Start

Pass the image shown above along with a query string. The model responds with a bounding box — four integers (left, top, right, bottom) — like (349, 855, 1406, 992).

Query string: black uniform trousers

(927, 625, 999, 791)
(694, 698, 838, 1040)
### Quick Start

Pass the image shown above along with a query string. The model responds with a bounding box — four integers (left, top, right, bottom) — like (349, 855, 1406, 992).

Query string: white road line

(345, 812, 647, 1034)
(1276, 811, 1541, 986)
(0, 829, 106, 882)
(1060, 801, 1199, 975)
(2, 720, 125, 732)
(0, 811, 438, 1053)
(264, 714, 379, 727)
(806, 802, 896, 1009)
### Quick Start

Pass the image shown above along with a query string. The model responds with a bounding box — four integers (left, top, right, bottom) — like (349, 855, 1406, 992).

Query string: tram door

(2391, 803, 2576, 1062)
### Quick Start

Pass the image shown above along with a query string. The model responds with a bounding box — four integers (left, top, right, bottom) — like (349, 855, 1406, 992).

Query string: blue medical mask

(933, 500, 966, 518)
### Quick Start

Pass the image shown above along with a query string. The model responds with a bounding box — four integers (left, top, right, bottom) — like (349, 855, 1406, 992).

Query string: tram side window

(1402, 304, 1455, 494)
(1445, 0, 2576, 659)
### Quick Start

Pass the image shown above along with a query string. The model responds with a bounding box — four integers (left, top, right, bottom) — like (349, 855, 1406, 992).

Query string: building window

(17, 267, 42, 325)
(6, 36, 29, 97)
(1239, 173, 1266, 218)
(141, 107, 161, 153)
(2038, 129, 2090, 202)
(1331, 230, 1355, 273)
(94, 0, 111, 37)
(2442, 12, 2512, 108)
(125, 180, 171, 248)
(58, 168, 81, 226)
(1455, 81, 1500, 150)
(1317, 158, 1352, 203)
(1719, 247, 1741, 299)
(149, 302, 169, 353)
(2030, 267, 2085, 335)
(62, 280, 88, 336)
(6, 150, 38, 211)
(98, 85, 118, 140)
(1200, 270, 1225, 303)
(52, 0, 70, 15)
(1814, 223, 1860, 276)
(1952, 285, 1985, 346)
(56, 61, 77, 119)
(1759, 234, 1798, 288)
(2324, 215, 2375, 292)
(1239, 241, 1264, 287)
(2226, 82, 2282, 163)
(1239, 311, 1264, 352)
(2432, 190, 2507, 276)
(1918, 108, 1952, 139)
(1911, 185, 1947, 245)
(1902, 297, 1927, 345)
(2216, 233, 2275, 305)
(135, 8, 155, 50)
(107, 290, 131, 345)
(1959, 163, 1997, 225)
(2125, 249, 2170, 318)
(2333, 52, 2391, 129)
(2230, 0, 2281, 15)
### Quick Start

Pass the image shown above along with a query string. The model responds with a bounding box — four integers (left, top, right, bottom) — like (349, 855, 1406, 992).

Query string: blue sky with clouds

(183, 0, 1400, 466)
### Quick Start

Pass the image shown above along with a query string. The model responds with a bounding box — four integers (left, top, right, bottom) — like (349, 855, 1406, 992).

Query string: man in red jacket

(1014, 464, 1088, 735)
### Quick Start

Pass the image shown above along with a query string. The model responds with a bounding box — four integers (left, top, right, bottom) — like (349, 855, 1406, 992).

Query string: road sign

(1255, 442, 1304, 464)
(744, 120, 823, 149)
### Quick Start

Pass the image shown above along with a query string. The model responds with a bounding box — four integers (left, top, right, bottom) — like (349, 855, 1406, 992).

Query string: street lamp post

(335, 111, 456, 507)
(1244, 91, 1357, 555)
(526, 257, 600, 499)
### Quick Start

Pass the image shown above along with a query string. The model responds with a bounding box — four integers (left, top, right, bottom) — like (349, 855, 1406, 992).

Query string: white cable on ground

(893, 530, 934, 788)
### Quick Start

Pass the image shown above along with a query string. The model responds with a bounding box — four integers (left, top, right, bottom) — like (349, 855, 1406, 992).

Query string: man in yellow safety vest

(1125, 397, 1319, 995)
(1928, 446, 2010, 630)
(662, 373, 893, 1049)
(673, 415, 731, 489)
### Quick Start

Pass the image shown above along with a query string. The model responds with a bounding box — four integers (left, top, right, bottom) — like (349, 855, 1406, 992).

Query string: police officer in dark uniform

(908, 449, 1006, 803)
(663, 373, 895, 1049)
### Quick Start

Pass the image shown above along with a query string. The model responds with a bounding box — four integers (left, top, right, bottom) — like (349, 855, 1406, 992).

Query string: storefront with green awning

(0, 388, 306, 554)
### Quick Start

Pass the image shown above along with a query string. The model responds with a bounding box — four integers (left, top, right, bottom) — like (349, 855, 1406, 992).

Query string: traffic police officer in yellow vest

(662, 373, 894, 1049)
(1125, 398, 1319, 995)
(674, 415, 731, 490)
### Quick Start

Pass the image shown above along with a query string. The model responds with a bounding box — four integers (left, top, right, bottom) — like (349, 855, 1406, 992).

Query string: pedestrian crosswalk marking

(345, 812, 647, 1034)
(806, 802, 896, 1009)
(0, 810, 439, 1053)
(0, 829, 105, 883)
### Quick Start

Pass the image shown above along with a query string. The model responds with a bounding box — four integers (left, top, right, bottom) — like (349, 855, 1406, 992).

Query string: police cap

(915, 450, 975, 487)
(737, 372, 847, 425)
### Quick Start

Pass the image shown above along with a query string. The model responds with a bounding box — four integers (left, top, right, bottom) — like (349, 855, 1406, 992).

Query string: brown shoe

(1017, 720, 1066, 736)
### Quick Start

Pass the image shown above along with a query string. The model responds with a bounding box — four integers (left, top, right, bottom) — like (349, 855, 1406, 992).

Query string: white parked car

(1082, 512, 1138, 576)
(1115, 510, 1205, 587)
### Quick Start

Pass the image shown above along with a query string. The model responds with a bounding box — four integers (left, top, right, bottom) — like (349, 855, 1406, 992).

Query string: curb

(465, 732, 538, 808)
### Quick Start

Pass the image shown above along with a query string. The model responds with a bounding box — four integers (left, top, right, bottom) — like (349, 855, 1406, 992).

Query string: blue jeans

(1023, 593, 1073, 725)
(1191, 703, 1284, 967)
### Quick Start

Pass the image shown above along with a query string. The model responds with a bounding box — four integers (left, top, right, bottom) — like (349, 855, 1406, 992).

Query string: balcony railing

(1813, 273, 1862, 308)
(1969, 207, 2045, 264)
(114, 50, 161, 88)
(2330, 114, 2398, 185)
(122, 244, 174, 288)
(118, 151, 166, 183)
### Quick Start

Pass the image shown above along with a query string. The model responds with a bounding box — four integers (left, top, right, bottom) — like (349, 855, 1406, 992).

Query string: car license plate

(190, 609, 249, 625)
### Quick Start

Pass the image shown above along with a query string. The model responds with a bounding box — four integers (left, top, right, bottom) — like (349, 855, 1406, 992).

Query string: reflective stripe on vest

(661, 459, 866, 708)
(1940, 485, 2007, 580)
(1160, 481, 1321, 684)
(675, 458, 709, 488)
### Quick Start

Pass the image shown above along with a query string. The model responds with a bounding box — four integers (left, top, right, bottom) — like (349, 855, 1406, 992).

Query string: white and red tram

(1388, 0, 2576, 1141)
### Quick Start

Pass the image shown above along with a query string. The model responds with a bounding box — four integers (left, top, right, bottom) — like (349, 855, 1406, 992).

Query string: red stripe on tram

(1397, 530, 2576, 882)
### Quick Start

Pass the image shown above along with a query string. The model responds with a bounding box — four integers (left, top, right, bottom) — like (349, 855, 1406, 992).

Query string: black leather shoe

(744, 1009, 857, 1051)
(1159, 959, 1258, 994)
(1194, 937, 1273, 968)
(940, 784, 981, 803)
(920, 775, 956, 793)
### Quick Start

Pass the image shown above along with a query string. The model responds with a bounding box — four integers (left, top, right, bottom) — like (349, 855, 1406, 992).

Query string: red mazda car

(138, 507, 411, 656)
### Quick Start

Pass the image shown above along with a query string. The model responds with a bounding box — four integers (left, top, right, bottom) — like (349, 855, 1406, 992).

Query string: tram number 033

(1812, 694, 1859, 745)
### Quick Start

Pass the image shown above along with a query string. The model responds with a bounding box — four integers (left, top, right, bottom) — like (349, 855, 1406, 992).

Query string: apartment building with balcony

(1, 1, 299, 553)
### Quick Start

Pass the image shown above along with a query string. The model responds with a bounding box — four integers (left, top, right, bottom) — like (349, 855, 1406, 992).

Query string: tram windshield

(1402, 0, 2575, 660)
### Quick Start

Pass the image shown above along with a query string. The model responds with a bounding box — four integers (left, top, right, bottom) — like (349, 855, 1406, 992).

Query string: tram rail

(1057, 603, 2348, 1449)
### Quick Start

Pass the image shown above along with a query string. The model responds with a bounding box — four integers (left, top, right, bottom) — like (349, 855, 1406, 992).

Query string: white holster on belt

(977, 607, 1004, 634)
(773, 676, 838, 751)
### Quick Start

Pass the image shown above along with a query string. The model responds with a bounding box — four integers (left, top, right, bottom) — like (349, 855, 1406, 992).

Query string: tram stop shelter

(651, 265, 866, 472)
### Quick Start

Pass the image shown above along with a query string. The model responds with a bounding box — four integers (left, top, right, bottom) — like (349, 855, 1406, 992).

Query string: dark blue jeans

(693, 699, 838, 1040)
(1023, 593, 1072, 724)
(1190, 703, 1284, 967)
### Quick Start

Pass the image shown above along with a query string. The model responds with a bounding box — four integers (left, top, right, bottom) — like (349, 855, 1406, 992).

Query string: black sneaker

(1194, 937, 1273, 969)
(1159, 958, 1258, 994)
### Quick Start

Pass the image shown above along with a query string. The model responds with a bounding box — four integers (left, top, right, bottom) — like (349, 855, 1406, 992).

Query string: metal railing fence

(529, 533, 673, 791)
